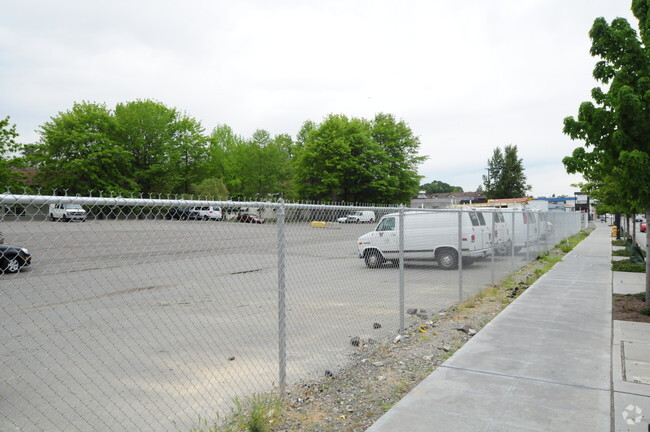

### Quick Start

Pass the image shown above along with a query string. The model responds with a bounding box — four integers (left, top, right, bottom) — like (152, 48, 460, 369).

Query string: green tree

(563, 0, 650, 299)
(294, 113, 425, 204)
(32, 102, 136, 194)
(113, 100, 178, 194)
(420, 180, 464, 194)
(0, 116, 26, 190)
(370, 113, 426, 203)
(482, 145, 530, 199)
(165, 113, 207, 194)
(192, 177, 228, 199)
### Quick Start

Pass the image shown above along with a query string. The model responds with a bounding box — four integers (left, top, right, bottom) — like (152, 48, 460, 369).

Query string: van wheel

(437, 249, 458, 270)
(365, 251, 384, 268)
(50, 214, 56, 221)
(62, 215, 68, 222)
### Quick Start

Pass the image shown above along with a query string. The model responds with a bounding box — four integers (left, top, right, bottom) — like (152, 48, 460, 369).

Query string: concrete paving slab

(613, 394, 650, 431)
(367, 367, 610, 432)
(623, 341, 650, 385)
(613, 271, 646, 295)
(614, 321, 650, 397)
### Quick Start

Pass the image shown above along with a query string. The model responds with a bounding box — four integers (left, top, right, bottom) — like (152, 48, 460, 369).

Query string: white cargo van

(502, 209, 539, 252)
(357, 210, 492, 270)
(337, 211, 376, 223)
(49, 203, 87, 222)
(479, 210, 511, 255)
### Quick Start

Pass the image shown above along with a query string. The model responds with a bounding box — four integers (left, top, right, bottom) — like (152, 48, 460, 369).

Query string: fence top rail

(0, 194, 584, 216)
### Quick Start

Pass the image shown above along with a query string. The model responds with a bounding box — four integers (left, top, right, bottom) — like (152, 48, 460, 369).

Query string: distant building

(411, 191, 487, 209)
(529, 197, 577, 212)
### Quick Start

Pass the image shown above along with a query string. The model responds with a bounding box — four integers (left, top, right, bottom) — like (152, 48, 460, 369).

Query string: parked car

(641, 221, 647, 233)
(0, 243, 31, 274)
(189, 206, 223, 221)
(357, 210, 492, 269)
(635, 214, 646, 222)
(49, 203, 87, 222)
(337, 211, 376, 223)
(236, 213, 265, 224)
(164, 207, 201, 220)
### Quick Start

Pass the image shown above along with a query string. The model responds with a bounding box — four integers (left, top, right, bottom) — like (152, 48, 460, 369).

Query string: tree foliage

(0, 116, 26, 189)
(17, 101, 426, 204)
(294, 113, 425, 204)
(482, 145, 530, 199)
(562, 0, 650, 299)
(32, 102, 137, 194)
(419, 180, 464, 194)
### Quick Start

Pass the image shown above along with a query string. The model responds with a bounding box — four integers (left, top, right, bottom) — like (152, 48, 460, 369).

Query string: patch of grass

(612, 239, 627, 247)
(641, 308, 650, 316)
(612, 249, 632, 257)
(612, 260, 646, 273)
(477, 286, 499, 299)
(189, 394, 281, 432)
(557, 230, 590, 253)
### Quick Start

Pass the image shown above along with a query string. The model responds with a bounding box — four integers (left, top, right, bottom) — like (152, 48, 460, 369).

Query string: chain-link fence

(0, 193, 584, 431)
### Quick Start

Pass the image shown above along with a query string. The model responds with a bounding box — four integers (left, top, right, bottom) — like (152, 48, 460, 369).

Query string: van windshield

(377, 217, 395, 232)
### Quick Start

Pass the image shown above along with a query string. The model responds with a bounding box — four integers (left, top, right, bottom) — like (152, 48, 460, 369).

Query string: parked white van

(189, 206, 223, 221)
(337, 211, 376, 223)
(49, 203, 87, 222)
(479, 210, 511, 255)
(502, 209, 539, 252)
(357, 210, 492, 269)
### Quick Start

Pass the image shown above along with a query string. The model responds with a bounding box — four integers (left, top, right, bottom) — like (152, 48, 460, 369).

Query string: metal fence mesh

(0, 193, 584, 431)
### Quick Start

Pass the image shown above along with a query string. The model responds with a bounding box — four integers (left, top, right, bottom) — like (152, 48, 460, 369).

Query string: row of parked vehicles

(356, 209, 553, 270)
(46, 204, 265, 224)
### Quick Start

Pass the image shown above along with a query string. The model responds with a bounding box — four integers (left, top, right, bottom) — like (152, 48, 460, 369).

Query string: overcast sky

(0, 0, 638, 197)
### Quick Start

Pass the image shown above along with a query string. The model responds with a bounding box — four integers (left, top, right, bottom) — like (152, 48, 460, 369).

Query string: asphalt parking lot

(1, 218, 533, 432)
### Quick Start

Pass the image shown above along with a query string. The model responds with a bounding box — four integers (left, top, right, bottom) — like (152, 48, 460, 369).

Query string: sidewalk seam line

(439, 364, 610, 393)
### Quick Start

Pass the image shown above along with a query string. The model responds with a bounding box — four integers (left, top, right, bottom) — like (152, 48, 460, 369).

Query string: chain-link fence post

(398, 204, 405, 334)
(277, 198, 286, 397)
(458, 209, 463, 303)
(491, 210, 495, 286)
(511, 211, 516, 271)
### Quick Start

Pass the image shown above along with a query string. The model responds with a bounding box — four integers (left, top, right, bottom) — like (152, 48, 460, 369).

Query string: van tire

(50, 214, 56, 221)
(62, 215, 68, 222)
(436, 249, 458, 270)
(365, 251, 384, 268)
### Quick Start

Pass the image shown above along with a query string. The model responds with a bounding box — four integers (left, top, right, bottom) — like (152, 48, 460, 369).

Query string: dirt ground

(613, 293, 650, 323)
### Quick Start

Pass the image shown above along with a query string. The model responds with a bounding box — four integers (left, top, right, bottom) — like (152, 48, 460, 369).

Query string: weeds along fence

(0, 193, 584, 432)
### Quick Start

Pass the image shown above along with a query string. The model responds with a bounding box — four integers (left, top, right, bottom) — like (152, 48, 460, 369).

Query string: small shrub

(612, 260, 646, 273)
(641, 308, 650, 316)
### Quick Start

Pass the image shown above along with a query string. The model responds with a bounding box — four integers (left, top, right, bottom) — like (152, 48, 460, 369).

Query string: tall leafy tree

(295, 113, 425, 204)
(482, 145, 530, 199)
(563, 0, 650, 299)
(113, 100, 178, 194)
(32, 102, 136, 194)
(0, 116, 25, 190)
(419, 180, 464, 194)
(370, 113, 426, 203)
(165, 113, 207, 194)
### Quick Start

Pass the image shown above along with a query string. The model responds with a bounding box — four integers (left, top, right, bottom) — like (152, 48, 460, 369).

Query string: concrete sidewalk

(367, 224, 650, 431)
